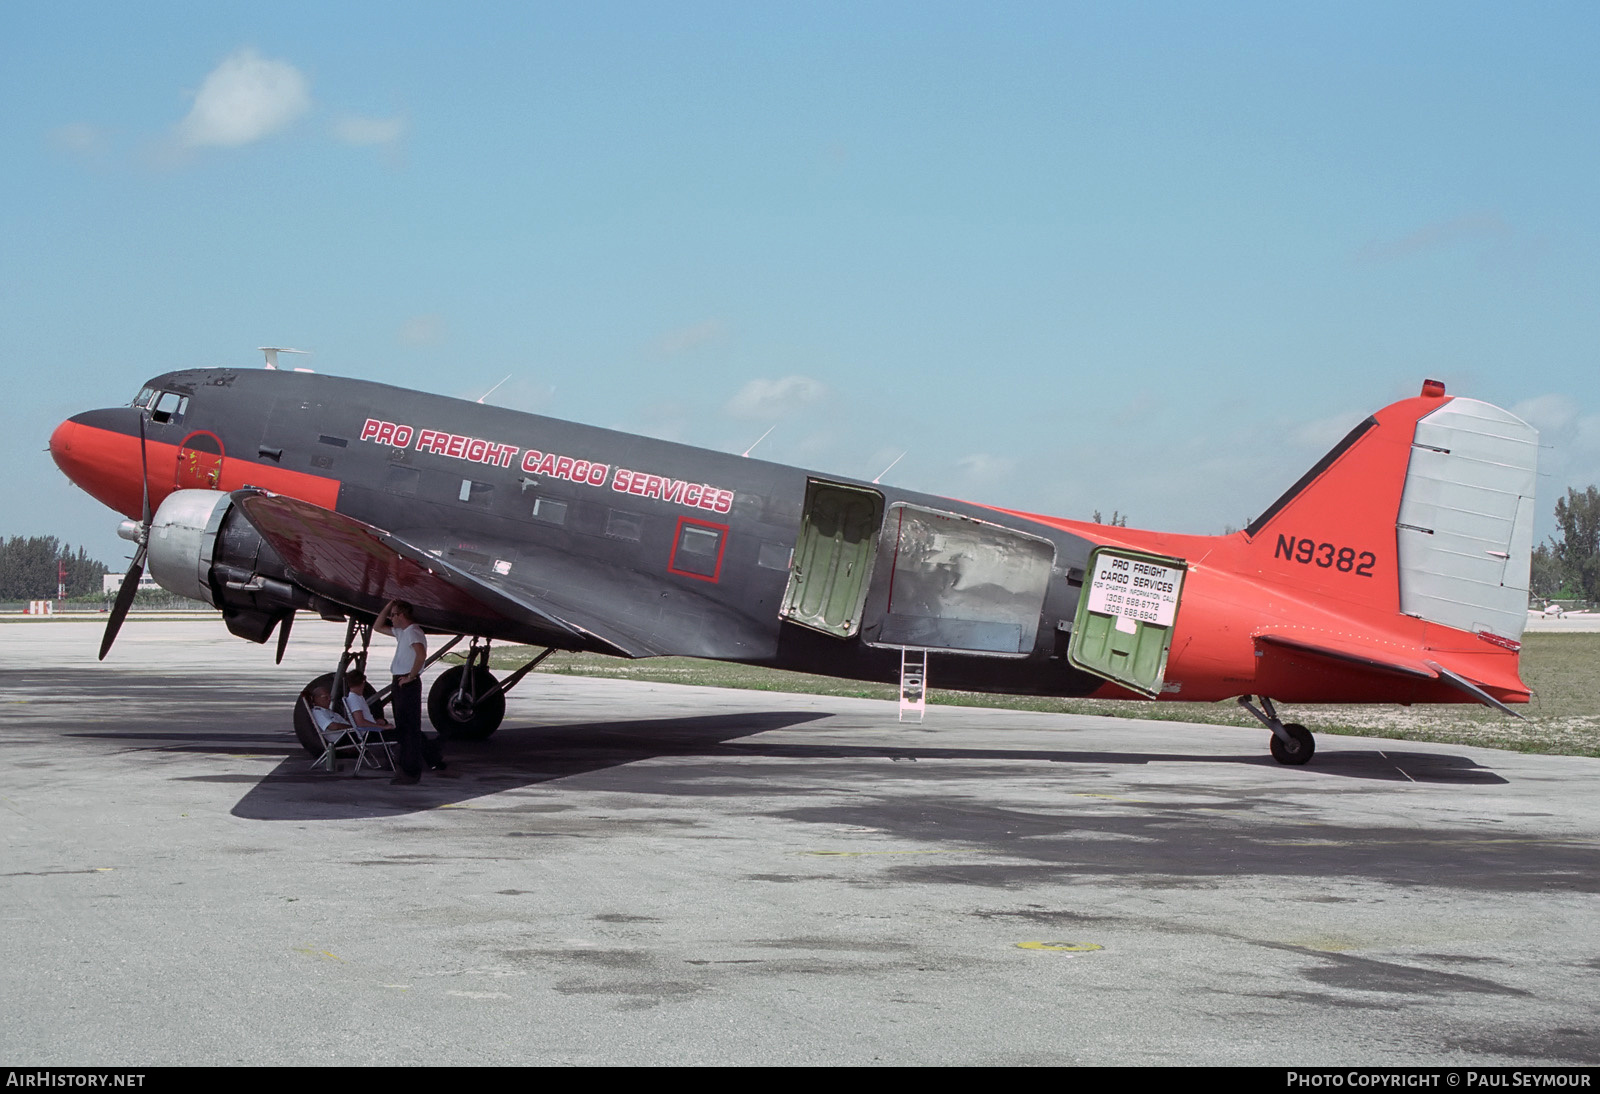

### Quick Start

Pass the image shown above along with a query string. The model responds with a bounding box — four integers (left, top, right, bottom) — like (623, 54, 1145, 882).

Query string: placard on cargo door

(1067, 548, 1186, 697)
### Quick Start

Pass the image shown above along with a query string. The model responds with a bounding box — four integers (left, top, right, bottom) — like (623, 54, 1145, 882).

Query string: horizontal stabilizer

(1254, 632, 1437, 680)
(1256, 631, 1528, 714)
(1426, 661, 1527, 720)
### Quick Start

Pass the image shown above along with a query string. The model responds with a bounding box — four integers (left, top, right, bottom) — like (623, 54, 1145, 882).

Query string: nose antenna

(259, 346, 311, 370)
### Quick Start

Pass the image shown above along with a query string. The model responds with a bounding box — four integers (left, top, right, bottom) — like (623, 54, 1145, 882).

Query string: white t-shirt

(390, 623, 427, 677)
(311, 705, 347, 736)
(345, 692, 385, 727)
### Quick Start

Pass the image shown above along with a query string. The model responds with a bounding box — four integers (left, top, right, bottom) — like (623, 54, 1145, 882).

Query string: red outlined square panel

(668, 516, 729, 583)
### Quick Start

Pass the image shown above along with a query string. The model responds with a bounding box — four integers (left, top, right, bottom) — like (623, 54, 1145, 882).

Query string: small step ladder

(898, 648, 928, 723)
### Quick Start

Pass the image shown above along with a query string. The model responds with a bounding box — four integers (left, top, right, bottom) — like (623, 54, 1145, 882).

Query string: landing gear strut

(1237, 695, 1315, 766)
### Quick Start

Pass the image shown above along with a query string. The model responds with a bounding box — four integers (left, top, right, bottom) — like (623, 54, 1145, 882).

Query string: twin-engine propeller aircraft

(51, 363, 1539, 766)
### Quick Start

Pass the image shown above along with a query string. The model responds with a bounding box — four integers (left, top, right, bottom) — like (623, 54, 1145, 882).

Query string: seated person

(309, 686, 351, 738)
(341, 671, 392, 734)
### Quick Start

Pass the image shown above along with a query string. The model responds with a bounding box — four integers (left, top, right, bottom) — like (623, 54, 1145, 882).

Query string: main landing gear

(291, 624, 554, 756)
(427, 637, 554, 740)
(1237, 695, 1316, 766)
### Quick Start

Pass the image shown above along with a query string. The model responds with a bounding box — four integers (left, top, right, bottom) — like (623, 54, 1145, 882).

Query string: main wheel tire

(292, 672, 383, 757)
(427, 665, 505, 740)
(1269, 722, 1315, 766)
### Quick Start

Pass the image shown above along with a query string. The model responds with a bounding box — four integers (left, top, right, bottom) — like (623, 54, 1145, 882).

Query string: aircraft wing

(232, 489, 640, 655)
(231, 490, 777, 660)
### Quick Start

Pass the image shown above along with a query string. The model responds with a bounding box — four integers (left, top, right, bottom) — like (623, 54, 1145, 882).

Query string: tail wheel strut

(1237, 696, 1316, 766)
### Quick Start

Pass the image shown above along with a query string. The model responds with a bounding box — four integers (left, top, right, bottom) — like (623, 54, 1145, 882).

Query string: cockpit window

(149, 391, 188, 424)
(132, 387, 155, 409)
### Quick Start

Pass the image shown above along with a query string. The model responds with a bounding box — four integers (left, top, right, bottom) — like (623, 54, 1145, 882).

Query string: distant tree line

(1531, 485, 1599, 603)
(0, 536, 111, 599)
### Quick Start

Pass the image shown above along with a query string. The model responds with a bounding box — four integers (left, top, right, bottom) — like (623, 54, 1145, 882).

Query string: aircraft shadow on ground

(198, 714, 1510, 821)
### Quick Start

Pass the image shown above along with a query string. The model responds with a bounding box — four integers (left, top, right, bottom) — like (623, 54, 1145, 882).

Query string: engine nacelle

(145, 489, 344, 642)
(147, 490, 234, 606)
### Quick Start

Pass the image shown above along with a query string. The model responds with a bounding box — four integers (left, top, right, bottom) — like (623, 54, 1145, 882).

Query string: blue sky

(5, 2, 1597, 568)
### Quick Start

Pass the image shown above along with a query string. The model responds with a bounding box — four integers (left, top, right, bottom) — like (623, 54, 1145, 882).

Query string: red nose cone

(49, 418, 75, 463)
(50, 415, 146, 520)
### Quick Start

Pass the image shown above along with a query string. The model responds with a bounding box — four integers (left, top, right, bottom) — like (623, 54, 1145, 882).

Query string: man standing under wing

(375, 599, 444, 785)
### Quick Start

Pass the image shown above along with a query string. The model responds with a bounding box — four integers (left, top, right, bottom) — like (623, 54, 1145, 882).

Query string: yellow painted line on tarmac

(1283, 936, 1364, 952)
(293, 946, 345, 962)
(1017, 941, 1103, 953)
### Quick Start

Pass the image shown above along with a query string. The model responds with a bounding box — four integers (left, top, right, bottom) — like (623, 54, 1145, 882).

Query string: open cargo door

(780, 480, 885, 638)
(865, 504, 1055, 656)
(1067, 547, 1187, 697)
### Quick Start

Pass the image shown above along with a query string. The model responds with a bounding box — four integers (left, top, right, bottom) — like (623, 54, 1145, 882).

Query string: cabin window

(668, 518, 727, 581)
(459, 479, 494, 505)
(532, 497, 568, 525)
(385, 466, 419, 496)
(606, 510, 643, 541)
(758, 542, 792, 571)
(149, 391, 187, 424)
(131, 386, 155, 409)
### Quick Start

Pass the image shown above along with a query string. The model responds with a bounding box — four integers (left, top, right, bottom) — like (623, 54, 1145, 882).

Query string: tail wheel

(292, 672, 382, 757)
(428, 665, 505, 740)
(1269, 722, 1315, 766)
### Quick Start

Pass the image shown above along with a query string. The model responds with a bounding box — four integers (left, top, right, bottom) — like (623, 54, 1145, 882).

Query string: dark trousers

(392, 676, 443, 777)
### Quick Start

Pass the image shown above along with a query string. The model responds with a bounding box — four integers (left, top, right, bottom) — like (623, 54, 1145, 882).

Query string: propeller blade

(138, 412, 151, 526)
(275, 611, 294, 664)
(102, 411, 156, 661)
(99, 551, 146, 661)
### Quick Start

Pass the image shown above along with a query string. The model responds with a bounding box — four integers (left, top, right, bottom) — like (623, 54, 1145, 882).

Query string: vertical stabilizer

(1242, 382, 1537, 636)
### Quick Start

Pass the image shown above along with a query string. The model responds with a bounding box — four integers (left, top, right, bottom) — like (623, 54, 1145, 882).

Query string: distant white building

(102, 572, 160, 596)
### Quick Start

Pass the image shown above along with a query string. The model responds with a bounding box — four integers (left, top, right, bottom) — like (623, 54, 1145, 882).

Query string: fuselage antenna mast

(259, 347, 312, 371)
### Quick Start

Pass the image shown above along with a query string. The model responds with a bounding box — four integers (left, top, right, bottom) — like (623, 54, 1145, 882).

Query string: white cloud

(627, 400, 692, 443)
(724, 375, 827, 420)
(1513, 394, 1600, 535)
(653, 319, 727, 355)
(398, 314, 446, 346)
(50, 123, 107, 156)
(1355, 211, 1547, 270)
(1512, 393, 1581, 437)
(1357, 212, 1510, 263)
(1290, 407, 1370, 450)
(954, 453, 1016, 492)
(176, 49, 311, 149)
(332, 113, 406, 147)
